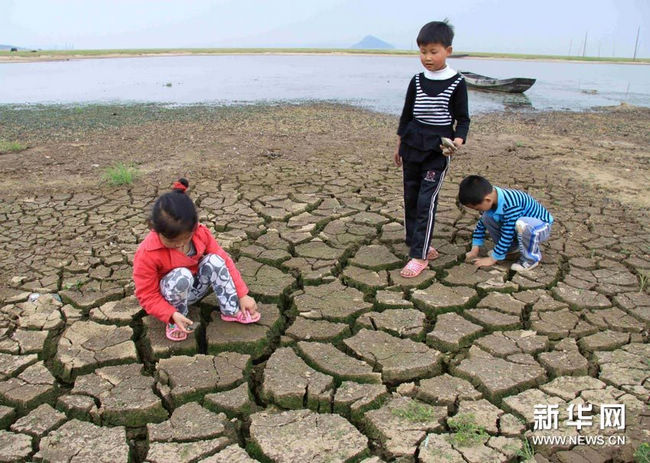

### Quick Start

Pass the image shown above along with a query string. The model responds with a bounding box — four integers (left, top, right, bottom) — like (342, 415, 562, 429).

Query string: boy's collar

(423, 65, 457, 80)
(492, 186, 504, 214)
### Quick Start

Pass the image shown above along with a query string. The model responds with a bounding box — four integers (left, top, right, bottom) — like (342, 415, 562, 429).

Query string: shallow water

(1, 54, 648, 114)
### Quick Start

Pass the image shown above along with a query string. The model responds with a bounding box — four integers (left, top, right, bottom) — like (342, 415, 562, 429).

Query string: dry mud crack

(0, 103, 648, 462)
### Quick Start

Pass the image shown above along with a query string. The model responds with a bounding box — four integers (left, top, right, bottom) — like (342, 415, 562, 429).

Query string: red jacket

(133, 224, 248, 323)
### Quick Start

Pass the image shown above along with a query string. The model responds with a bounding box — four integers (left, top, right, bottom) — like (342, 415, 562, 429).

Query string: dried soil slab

(416, 374, 482, 409)
(578, 330, 631, 352)
(476, 292, 527, 316)
(0, 405, 15, 429)
(511, 264, 560, 289)
(294, 240, 345, 261)
(0, 430, 33, 462)
(10, 294, 64, 331)
(374, 290, 414, 309)
(89, 295, 142, 325)
(538, 348, 589, 377)
(428, 313, 482, 352)
(235, 257, 295, 302)
(452, 346, 546, 401)
(10, 404, 65, 442)
(56, 394, 98, 422)
(463, 308, 521, 331)
(239, 245, 291, 266)
(443, 263, 508, 288)
(0, 329, 50, 356)
(200, 445, 258, 463)
(614, 292, 650, 324)
(411, 283, 477, 315)
(156, 353, 250, 407)
(250, 410, 368, 463)
(284, 317, 350, 343)
(0, 353, 38, 380)
(454, 398, 505, 434)
(145, 437, 231, 463)
(540, 376, 607, 402)
(356, 309, 426, 340)
(53, 320, 137, 381)
(252, 195, 310, 221)
(529, 308, 598, 340)
(206, 303, 282, 360)
(344, 329, 442, 383)
(319, 215, 377, 249)
(593, 343, 649, 399)
(282, 256, 338, 283)
(333, 381, 388, 421)
(141, 307, 200, 361)
(417, 434, 465, 463)
(364, 397, 446, 461)
(297, 341, 381, 383)
(584, 307, 644, 333)
(579, 385, 646, 415)
(261, 347, 333, 410)
(474, 330, 549, 358)
(59, 287, 124, 312)
(502, 388, 567, 425)
(71, 363, 167, 427)
(147, 402, 233, 443)
(203, 383, 255, 418)
(293, 280, 372, 322)
(0, 362, 56, 412)
(349, 245, 401, 270)
(35, 419, 129, 463)
(552, 282, 611, 309)
(341, 265, 389, 291)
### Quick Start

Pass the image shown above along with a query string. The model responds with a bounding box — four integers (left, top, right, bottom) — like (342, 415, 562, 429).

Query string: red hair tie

(172, 181, 187, 192)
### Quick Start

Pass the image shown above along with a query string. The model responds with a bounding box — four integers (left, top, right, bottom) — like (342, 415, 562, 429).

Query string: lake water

(1, 54, 649, 114)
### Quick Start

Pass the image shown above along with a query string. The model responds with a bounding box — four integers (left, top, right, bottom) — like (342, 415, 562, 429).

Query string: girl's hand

(170, 311, 193, 333)
(239, 295, 258, 317)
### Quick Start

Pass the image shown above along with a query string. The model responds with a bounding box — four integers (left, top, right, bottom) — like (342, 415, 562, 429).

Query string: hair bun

(172, 178, 189, 193)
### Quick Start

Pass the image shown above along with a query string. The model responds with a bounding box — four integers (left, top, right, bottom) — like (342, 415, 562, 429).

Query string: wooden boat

(460, 71, 535, 93)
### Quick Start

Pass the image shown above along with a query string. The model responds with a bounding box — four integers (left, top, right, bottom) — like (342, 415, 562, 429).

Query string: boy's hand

(472, 256, 497, 268)
(393, 148, 402, 167)
(453, 138, 464, 149)
(170, 311, 193, 333)
(465, 246, 480, 262)
(239, 295, 258, 317)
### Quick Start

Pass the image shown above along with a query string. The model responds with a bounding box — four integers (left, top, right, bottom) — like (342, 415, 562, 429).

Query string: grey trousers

(159, 254, 240, 319)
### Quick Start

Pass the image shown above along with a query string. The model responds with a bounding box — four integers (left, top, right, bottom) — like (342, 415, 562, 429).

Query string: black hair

(417, 20, 454, 47)
(458, 175, 493, 206)
(149, 178, 197, 239)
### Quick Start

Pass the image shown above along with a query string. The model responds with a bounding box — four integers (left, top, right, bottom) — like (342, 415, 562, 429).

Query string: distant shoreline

(1, 48, 648, 65)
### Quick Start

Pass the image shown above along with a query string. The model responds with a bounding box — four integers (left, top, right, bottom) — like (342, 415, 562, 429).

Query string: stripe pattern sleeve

(472, 217, 486, 247)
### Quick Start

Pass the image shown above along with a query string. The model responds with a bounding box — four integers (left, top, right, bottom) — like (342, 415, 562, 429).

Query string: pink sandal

(400, 259, 429, 278)
(166, 323, 188, 342)
(221, 310, 261, 324)
(427, 246, 440, 261)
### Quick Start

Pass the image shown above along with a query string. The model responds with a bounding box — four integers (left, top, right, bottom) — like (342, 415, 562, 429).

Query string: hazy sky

(2, 0, 648, 57)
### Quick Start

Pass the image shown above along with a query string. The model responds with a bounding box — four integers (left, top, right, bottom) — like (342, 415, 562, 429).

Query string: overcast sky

(2, 0, 648, 57)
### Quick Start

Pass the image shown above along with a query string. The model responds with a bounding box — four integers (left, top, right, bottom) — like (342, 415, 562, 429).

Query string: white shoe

(511, 260, 539, 272)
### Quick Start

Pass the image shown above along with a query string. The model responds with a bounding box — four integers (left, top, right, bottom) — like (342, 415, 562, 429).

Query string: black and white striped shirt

(398, 72, 470, 141)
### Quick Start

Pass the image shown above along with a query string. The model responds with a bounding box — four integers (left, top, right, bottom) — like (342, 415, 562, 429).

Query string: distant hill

(350, 35, 394, 50)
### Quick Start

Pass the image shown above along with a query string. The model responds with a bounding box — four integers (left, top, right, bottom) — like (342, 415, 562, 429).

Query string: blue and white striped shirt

(472, 186, 553, 260)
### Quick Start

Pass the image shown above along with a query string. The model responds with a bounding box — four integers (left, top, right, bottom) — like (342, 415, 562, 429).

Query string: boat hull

(460, 72, 536, 93)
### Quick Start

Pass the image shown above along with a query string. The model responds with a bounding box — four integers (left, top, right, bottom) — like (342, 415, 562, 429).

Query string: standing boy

(395, 20, 470, 278)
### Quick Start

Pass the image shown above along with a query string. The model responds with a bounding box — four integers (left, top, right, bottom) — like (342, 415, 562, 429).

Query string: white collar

(423, 65, 457, 80)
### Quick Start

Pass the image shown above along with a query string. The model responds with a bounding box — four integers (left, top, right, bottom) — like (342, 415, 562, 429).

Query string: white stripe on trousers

(421, 156, 450, 259)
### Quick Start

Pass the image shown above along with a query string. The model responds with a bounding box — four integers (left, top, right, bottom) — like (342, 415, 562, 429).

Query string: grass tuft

(103, 162, 139, 186)
(0, 139, 28, 154)
(636, 442, 650, 463)
(446, 413, 489, 447)
(391, 401, 439, 423)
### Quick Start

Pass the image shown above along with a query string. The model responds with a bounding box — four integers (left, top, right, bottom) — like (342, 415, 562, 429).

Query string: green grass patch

(635, 442, 650, 463)
(391, 401, 440, 422)
(103, 162, 139, 186)
(447, 413, 489, 447)
(0, 139, 28, 154)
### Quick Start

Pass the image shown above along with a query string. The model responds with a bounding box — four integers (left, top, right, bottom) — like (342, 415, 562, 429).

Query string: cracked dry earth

(0, 103, 648, 463)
